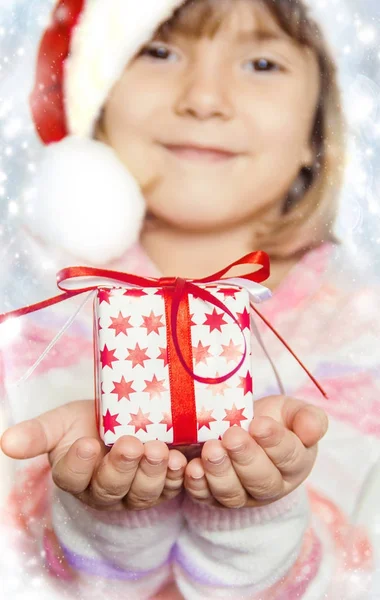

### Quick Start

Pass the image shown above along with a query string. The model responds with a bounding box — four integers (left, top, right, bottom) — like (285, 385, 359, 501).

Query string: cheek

(105, 69, 171, 140)
(244, 78, 316, 157)
(103, 83, 167, 187)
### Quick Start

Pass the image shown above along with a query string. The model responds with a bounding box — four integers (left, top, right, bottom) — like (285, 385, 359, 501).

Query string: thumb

(0, 405, 67, 460)
(284, 400, 329, 448)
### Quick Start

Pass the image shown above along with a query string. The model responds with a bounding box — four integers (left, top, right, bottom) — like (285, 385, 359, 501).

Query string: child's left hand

(184, 395, 328, 508)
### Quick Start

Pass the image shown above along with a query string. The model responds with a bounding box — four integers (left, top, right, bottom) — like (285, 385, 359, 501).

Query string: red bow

(0, 251, 327, 398)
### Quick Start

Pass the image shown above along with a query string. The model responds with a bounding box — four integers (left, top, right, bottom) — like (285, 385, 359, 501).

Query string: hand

(0, 400, 187, 511)
(184, 395, 328, 508)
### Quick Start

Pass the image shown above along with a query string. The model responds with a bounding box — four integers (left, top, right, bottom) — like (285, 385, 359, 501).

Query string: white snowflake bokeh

(0, 0, 379, 598)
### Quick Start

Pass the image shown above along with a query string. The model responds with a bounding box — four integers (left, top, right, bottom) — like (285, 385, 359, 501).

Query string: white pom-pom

(27, 136, 146, 265)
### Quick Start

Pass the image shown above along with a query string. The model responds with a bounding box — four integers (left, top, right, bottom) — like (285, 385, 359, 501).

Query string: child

(1, 0, 379, 598)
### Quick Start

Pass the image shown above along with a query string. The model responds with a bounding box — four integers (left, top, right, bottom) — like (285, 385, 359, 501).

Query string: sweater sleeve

(46, 486, 184, 599)
(172, 486, 314, 599)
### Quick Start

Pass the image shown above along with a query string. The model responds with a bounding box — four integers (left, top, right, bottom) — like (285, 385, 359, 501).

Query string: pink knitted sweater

(0, 237, 379, 599)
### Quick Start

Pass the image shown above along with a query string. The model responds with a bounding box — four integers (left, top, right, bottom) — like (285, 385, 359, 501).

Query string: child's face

(99, 0, 320, 232)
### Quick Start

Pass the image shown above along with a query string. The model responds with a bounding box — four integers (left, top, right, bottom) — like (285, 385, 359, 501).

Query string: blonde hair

(156, 0, 346, 258)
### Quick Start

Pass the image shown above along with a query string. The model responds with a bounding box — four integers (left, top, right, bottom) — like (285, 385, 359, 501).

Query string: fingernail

(254, 426, 272, 439)
(120, 453, 140, 463)
(226, 442, 246, 453)
(77, 447, 96, 460)
(168, 461, 184, 471)
(207, 454, 226, 465)
(190, 473, 204, 480)
(146, 456, 164, 466)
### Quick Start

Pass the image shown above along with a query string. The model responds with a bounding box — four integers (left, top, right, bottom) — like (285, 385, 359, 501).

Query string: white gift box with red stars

(94, 284, 255, 447)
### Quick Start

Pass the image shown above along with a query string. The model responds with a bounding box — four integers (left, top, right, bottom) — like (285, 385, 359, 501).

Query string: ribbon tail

(9, 290, 97, 388)
(0, 289, 88, 325)
(250, 303, 328, 399)
(250, 313, 285, 396)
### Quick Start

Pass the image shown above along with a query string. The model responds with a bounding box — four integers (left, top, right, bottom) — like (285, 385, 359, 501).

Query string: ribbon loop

(0, 250, 327, 398)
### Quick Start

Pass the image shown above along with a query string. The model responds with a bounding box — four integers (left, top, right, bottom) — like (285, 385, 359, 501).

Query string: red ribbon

(0, 251, 327, 404)
(163, 286, 197, 444)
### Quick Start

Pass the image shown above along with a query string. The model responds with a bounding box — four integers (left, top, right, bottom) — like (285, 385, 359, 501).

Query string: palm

(1, 399, 187, 511)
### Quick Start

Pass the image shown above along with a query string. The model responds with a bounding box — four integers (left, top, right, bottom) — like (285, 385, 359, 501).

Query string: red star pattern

(159, 412, 173, 432)
(143, 375, 168, 400)
(128, 408, 154, 433)
(157, 346, 168, 367)
(98, 283, 254, 443)
(192, 341, 212, 365)
(141, 310, 164, 335)
(218, 288, 239, 299)
(98, 289, 112, 305)
(126, 343, 150, 368)
(197, 407, 217, 430)
(220, 339, 242, 363)
(123, 288, 147, 298)
(154, 289, 166, 298)
(238, 371, 253, 395)
(100, 345, 118, 369)
(236, 307, 250, 330)
(223, 404, 248, 427)
(203, 308, 227, 333)
(111, 376, 136, 402)
(109, 312, 133, 337)
(207, 373, 230, 396)
(103, 409, 122, 434)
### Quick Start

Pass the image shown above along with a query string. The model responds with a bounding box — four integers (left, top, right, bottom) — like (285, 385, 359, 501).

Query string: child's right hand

(0, 400, 187, 511)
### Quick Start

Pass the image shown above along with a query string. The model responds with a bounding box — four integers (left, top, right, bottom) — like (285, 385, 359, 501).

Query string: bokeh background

(0, 0, 379, 597)
(0, 0, 379, 315)
(0, 0, 380, 312)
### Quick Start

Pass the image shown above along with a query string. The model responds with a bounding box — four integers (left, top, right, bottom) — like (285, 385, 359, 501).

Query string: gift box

(0, 251, 326, 448)
(93, 282, 256, 447)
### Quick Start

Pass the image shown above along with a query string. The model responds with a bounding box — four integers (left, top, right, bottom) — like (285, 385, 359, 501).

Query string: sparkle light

(8, 201, 19, 215)
(357, 26, 376, 44)
(0, 318, 22, 348)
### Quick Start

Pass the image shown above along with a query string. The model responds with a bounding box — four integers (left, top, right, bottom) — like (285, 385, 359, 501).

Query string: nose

(174, 59, 233, 121)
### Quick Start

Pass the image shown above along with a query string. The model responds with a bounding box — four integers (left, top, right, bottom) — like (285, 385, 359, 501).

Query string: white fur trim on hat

(28, 137, 146, 266)
(65, 0, 184, 138)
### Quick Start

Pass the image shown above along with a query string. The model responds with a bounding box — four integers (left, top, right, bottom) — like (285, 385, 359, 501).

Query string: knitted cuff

(182, 487, 308, 532)
(55, 486, 184, 528)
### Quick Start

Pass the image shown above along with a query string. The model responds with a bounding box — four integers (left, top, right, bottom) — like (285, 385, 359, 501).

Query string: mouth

(162, 143, 240, 163)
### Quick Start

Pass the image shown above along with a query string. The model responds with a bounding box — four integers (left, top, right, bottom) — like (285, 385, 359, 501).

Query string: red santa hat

(28, 0, 326, 266)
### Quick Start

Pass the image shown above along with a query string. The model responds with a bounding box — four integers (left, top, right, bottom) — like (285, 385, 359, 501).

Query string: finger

(85, 436, 144, 507)
(254, 396, 329, 449)
(249, 416, 316, 480)
(124, 441, 169, 510)
(1, 405, 68, 459)
(222, 426, 284, 502)
(184, 458, 213, 503)
(201, 440, 248, 508)
(288, 404, 329, 448)
(52, 437, 102, 495)
(161, 449, 187, 500)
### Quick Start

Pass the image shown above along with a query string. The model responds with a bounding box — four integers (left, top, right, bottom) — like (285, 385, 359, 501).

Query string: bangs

(155, 0, 320, 47)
